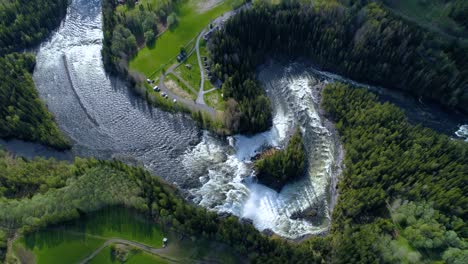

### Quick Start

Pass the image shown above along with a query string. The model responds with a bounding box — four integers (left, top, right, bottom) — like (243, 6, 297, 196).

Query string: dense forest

(1, 81, 467, 262)
(0, 149, 320, 263)
(255, 128, 305, 190)
(0, 54, 70, 149)
(342, 0, 468, 29)
(209, 0, 467, 134)
(322, 83, 467, 263)
(0, 0, 70, 148)
(0, 0, 68, 56)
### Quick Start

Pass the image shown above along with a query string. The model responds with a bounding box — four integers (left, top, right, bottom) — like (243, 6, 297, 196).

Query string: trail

(79, 237, 178, 264)
(196, 29, 207, 105)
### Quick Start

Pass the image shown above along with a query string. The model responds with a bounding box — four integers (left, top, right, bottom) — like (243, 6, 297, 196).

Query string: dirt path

(150, 3, 252, 119)
(78, 238, 178, 264)
(170, 71, 198, 95)
(196, 29, 207, 105)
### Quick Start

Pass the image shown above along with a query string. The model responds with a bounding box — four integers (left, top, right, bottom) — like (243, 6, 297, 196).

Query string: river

(2, 0, 467, 239)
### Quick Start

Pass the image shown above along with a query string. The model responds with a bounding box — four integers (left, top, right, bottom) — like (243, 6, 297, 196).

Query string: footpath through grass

(14, 208, 164, 264)
(130, 0, 243, 77)
(89, 245, 168, 264)
(174, 52, 201, 91)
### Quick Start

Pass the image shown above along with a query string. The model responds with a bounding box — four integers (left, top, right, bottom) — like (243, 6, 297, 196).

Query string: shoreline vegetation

(2, 82, 466, 263)
(208, 0, 467, 135)
(0, 149, 319, 263)
(101, 0, 244, 135)
(102, 0, 467, 137)
(0, 0, 71, 150)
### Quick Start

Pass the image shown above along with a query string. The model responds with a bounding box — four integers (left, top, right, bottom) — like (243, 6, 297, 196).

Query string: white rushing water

(455, 125, 468, 141)
(183, 64, 338, 239)
(18, 0, 465, 240)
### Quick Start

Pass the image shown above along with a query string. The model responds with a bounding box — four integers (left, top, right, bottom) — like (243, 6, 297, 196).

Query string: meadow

(129, 0, 244, 77)
(174, 53, 201, 91)
(14, 208, 164, 264)
(385, 0, 467, 39)
(12, 206, 240, 263)
(89, 245, 168, 264)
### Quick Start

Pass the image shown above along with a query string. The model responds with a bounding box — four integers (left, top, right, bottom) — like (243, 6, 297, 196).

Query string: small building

(185, 64, 192, 69)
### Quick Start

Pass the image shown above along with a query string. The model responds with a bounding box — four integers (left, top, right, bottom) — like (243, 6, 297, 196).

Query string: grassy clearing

(15, 232, 103, 264)
(205, 89, 225, 111)
(130, 0, 244, 76)
(174, 53, 201, 91)
(14, 208, 164, 264)
(116, 0, 168, 15)
(13, 206, 241, 264)
(164, 73, 197, 100)
(126, 250, 168, 264)
(385, 0, 467, 38)
(89, 245, 168, 264)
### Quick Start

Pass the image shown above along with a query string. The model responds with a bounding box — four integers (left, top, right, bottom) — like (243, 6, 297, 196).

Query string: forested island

(254, 128, 306, 190)
(0, 0, 70, 149)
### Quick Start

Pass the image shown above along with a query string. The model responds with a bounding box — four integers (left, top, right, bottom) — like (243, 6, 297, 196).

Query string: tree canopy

(255, 128, 306, 190)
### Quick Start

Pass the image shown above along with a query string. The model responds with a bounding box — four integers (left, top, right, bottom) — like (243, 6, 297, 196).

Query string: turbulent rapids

(184, 63, 341, 238)
(2, 0, 467, 239)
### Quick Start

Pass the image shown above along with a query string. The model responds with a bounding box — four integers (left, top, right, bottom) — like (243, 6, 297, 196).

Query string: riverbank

(101, 0, 245, 136)
(310, 76, 345, 221)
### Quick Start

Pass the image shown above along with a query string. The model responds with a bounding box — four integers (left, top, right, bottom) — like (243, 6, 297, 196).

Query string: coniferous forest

(0, 53, 69, 149)
(1, 0, 467, 263)
(255, 128, 306, 190)
(0, 0, 70, 149)
(322, 83, 467, 263)
(209, 1, 467, 132)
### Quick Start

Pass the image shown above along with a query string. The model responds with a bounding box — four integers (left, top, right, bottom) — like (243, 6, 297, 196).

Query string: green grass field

(12, 207, 241, 264)
(205, 89, 225, 111)
(165, 73, 197, 100)
(174, 53, 201, 91)
(14, 208, 164, 264)
(386, 0, 467, 38)
(130, 0, 244, 77)
(15, 232, 103, 264)
(89, 245, 168, 264)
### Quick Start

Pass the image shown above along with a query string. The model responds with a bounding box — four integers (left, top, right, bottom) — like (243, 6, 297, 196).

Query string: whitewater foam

(455, 125, 468, 141)
(183, 64, 336, 239)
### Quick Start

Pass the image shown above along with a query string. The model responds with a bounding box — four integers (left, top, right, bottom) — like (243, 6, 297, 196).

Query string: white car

(153, 85, 159, 91)
(146, 79, 151, 83)
(173, 99, 177, 103)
